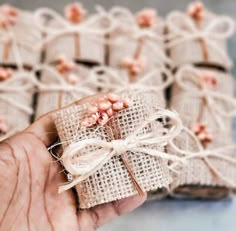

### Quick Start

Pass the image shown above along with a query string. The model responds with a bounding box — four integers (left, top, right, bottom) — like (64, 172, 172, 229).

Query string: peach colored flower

(192, 123, 212, 144)
(0, 67, 13, 81)
(0, 115, 8, 133)
(56, 55, 76, 74)
(0, 4, 18, 17)
(67, 73, 80, 85)
(64, 3, 86, 24)
(121, 56, 146, 75)
(81, 94, 129, 128)
(136, 8, 157, 28)
(187, 1, 204, 21)
(0, 4, 18, 28)
(200, 72, 217, 89)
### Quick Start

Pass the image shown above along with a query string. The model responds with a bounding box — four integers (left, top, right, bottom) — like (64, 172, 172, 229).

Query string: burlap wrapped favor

(89, 66, 173, 108)
(35, 63, 96, 118)
(166, 9, 234, 70)
(106, 7, 170, 77)
(34, 7, 112, 64)
(54, 91, 182, 208)
(0, 68, 35, 141)
(169, 65, 236, 199)
(0, 5, 42, 67)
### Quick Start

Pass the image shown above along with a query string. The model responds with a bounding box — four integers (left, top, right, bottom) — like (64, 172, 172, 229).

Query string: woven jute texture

(166, 11, 233, 70)
(55, 91, 172, 208)
(0, 10, 42, 66)
(35, 64, 96, 118)
(0, 70, 34, 141)
(169, 66, 236, 198)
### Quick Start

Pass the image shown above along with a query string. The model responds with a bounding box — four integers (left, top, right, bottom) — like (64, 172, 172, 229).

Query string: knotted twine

(166, 11, 235, 69)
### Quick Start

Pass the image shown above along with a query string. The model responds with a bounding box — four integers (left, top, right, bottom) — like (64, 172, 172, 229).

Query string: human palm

(0, 96, 146, 231)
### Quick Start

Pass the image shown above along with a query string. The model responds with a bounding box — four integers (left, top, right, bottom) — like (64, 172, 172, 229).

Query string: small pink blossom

(121, 56, 146, 75)
(200, 72, 217, 89)
(56, 55, 76, 74)
(64, 3, 86, 24)
(0, 4, 18, 28)
(0, 115, 8, 133)
(81, 94, 129, 128)
(192, 123, 212, 144)
(112, 101, 125, 111)
(0, 67, 13, 81)
(0, 5, 18, 17)
(97, 112, 109, 126)
(98, 100, 112, 111)
(136, 8, 157, 28)
(107, 93, 120, 103)
(187, 1, 204, 21)
(67, 73, 79, 85)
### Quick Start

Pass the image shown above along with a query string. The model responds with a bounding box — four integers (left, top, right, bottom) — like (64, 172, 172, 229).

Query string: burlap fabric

(54, 91, 173, 208)
(34, 8, 109, 64)
(166, 11, 234, 70)
(0, 69, 35, 141)
(0, 9, 42, 67)
(169, 65, 236, 198)
(35, 64, 96, 118)
(106, 7, 169, 70)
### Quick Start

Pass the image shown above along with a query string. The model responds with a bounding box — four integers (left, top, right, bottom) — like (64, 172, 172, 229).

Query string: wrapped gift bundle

(166, 2, 235, 70)
(89, 65, 173, 108)
(34, 3, 112, 65)
(169, 65, 236, 198)
(0, 4, 42, 68)
(0, 67, 35, 141)
(35, 55, 96, 118)
(106, 7, 170, 79)
(54, 91, 182, 208)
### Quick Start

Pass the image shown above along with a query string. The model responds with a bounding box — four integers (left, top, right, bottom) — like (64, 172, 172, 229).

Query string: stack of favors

(167, 2, 236, 199)
(1, 1, 236, 209)
(34, 3, 112, 117)
(0, 4, 40, 141)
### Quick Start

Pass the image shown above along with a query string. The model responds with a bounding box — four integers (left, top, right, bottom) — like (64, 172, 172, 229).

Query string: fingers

(78, 194, 147, 230)
(24, 93, 105, 147)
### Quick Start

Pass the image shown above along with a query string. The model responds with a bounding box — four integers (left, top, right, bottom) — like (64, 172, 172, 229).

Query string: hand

(0, 95, 146, 231)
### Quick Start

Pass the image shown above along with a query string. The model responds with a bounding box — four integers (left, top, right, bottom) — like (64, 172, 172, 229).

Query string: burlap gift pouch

(53, 91, 182, 208)
(0, 67, 35, 141)
(34, 4, 112, 65)
(34, 56, 96, 118)
(104, 7, 171, 77)
(0, 4, 42, 68)
(169, 65, 236, 199)
(166, 2, 235, 70)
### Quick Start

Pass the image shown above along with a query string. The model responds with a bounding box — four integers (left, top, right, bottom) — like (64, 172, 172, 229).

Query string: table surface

(100, 197, 236, 231)
(3, 0, 236, 230)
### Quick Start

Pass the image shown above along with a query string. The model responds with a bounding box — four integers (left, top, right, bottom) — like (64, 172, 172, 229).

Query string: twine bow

(169, 127, 236, 188)
(107, 6, 172, 66)
(89, 65, 173, 93)
(34, 7, 115, 48)
(166, 11, 235, 69)
(175, 65, 236, 130)
(58, 109, 183, 193)
(34, 64, 96, 105)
